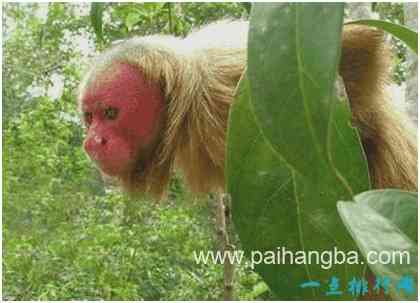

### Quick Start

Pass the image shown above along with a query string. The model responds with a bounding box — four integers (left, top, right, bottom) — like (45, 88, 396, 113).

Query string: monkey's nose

(84, 135, 108, 157)
(94, 135, 107, 145)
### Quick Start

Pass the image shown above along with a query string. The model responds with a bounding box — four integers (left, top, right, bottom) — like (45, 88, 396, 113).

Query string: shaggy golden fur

(79, 21, 417, 197)
(340, 25, 417, 190)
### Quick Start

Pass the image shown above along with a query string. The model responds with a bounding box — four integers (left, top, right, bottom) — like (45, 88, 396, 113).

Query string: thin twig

(215, 193, 235, 300)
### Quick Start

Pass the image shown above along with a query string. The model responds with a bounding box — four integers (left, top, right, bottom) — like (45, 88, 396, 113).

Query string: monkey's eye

(104, 107, 119, 120)
(84, 112, 93, 126)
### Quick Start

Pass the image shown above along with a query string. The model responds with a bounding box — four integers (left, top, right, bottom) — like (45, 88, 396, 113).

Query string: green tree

(3, 3, 267, 300)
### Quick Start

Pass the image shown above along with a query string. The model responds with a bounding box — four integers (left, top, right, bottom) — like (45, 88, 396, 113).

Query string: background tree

(3, 3, 268, 300)
(347, 2, 373, 19)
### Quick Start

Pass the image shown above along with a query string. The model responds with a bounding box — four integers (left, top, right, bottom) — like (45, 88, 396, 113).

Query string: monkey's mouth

(95, 160, 128, 177)
(90, 150, 135, 177)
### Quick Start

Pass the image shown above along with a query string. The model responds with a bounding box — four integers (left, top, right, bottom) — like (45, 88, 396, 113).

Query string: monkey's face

(81, 62, 164, 177)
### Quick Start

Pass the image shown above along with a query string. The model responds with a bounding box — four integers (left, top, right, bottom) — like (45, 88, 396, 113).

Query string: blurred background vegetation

(2, 2, 411, 300)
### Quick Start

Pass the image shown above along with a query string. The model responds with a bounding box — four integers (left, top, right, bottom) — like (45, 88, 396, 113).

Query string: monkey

(78, 21, 418, 199)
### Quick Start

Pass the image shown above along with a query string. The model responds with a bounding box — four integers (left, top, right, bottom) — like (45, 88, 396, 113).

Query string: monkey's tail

(339, 24, 417, 191)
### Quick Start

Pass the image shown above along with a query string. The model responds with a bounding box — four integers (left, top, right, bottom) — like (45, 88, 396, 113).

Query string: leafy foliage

(227, 5, 370, 298)
(3, 2, 415, 301)
(372, 3, 408, 84)
(89, 2, 249, 45)
(226, 3, 416, 299)
(3, 3, 269, 300)
(338, 190, 418, 300)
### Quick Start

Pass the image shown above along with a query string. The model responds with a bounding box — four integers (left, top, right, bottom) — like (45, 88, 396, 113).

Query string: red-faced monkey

(79, 21, 418, 198)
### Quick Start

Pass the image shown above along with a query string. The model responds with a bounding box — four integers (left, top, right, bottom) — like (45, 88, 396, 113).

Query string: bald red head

(82, 62, 164, 177)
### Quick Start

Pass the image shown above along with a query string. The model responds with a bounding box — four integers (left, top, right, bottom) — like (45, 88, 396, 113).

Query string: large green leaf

(347, 19, 418, 54)
(227, 76, 367, 300)
(227, 3, 372, 299)
(337, 190, 418, 300)
(248, 3, 344, 177)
